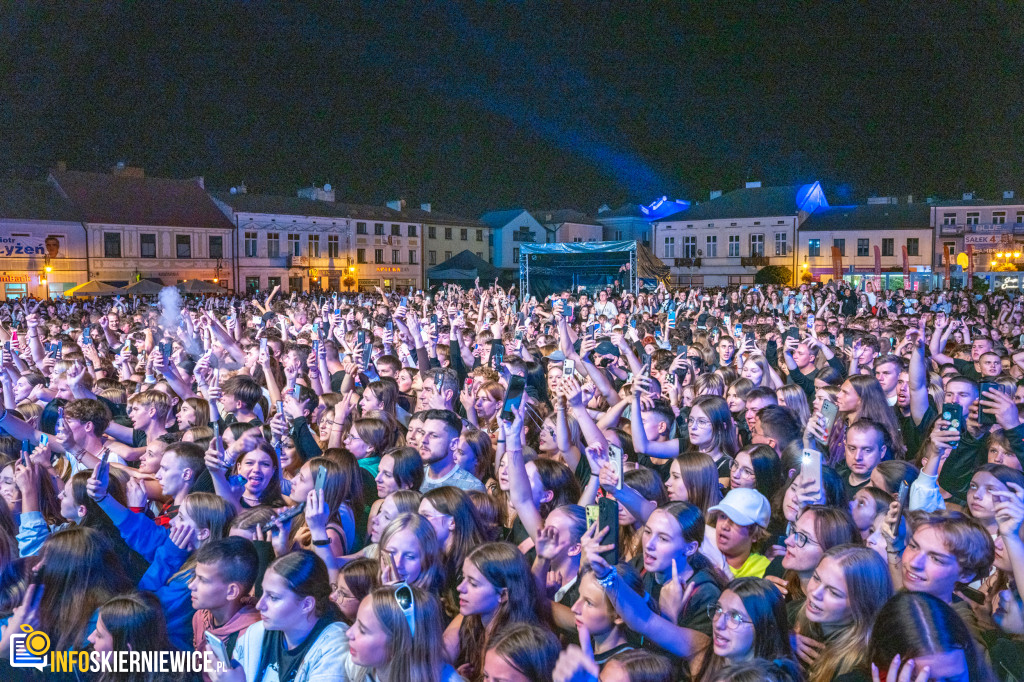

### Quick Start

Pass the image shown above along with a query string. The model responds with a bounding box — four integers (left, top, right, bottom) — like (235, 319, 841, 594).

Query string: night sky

(2, 2, 1023, 215)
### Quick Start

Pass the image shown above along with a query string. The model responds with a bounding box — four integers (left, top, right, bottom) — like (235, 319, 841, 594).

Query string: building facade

(652, 182, 828, 287)
(798, 202, 933, 288)
(396, 202, 490, 284)
(480, 209, 546, 270)
(49, 168, 235, 288)
(215, 187, 423, 294)
(930, 193, 1024, 281)
(0, 179, 88, 300)
(533, 209, 603, 244)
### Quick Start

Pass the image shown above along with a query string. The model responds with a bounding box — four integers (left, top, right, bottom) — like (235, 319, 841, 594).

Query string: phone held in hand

(806, 313, 815, 331)
(800, 448, 823, 499)
(501, 376, 527, 422)
(941, 402, 964, 435)
(261, 502, 306, 533)
(596, 497, 619, 565)
(562, 359, 575, 379)
(204, 631, 231, 666)
(314, 464, 327, 492)
(819, 400, 839, 439)
(609, 444, 624, 490)
(979, 382, 1000, 425)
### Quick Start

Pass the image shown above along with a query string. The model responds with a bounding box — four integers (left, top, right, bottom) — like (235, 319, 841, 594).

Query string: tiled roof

(800, 202, 931, 232)
(480, 208, 529, 229)
(532, 209, 601, 227)
(400, 207, 487, 228)
(0, 178, 81, 222)
(662, 184, 809, 221)
(51, 171, 233, 229)
(596, 203, 646, 219)
(213, 192, 397, 221)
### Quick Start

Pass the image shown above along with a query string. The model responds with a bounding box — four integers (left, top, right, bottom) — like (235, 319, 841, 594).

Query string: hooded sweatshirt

(192, 602, 262, 681)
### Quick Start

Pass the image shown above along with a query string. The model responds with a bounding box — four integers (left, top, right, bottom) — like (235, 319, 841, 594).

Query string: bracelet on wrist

(311, 538, 331, 547)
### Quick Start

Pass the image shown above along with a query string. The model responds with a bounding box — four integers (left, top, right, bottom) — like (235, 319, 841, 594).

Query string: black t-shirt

(953, 358, 982, 381)
(257, 614, 339, 682)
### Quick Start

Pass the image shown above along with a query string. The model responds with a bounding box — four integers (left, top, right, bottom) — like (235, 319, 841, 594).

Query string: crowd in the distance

(0, 277, 1022, 681)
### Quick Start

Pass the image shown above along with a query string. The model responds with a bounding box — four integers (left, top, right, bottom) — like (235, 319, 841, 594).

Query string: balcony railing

(740, 255, 770, 267)
(673, 257, 701, 267)
(939, 222, 1024, 236)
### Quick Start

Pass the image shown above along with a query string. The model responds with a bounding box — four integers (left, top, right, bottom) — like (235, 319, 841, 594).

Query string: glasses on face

(786, 522, 820, 548)
(394, 583, 417, 637)
(707, 603, 753, 629)
(687, 417, 711, 428)
(730, 460, 754, 478)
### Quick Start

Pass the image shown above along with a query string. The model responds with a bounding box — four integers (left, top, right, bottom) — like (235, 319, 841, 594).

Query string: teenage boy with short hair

(190, 537, 262, 677)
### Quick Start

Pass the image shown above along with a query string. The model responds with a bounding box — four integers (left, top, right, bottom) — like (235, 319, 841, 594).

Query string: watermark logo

(10, 624, 50, 670)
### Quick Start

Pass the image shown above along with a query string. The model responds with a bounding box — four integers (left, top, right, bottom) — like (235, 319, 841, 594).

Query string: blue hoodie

(116, 510, 195, 651)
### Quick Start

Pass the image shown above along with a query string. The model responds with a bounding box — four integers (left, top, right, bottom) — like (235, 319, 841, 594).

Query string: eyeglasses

(687, 417, 711, 428)
(729, 459, 754, 478)
(394, 583, 416, 638)
(786, 522, 820, 548)
(707, 603, 753, 629)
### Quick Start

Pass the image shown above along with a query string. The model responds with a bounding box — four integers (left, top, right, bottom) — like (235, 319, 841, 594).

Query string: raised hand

(659, 559, 696, 623)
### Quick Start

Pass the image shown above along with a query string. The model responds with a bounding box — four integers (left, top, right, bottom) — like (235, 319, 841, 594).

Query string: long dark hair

(456, 542, 550, 677)
(267, 550, 343, 622)
(690, 395, 739, 457)
(868, 592, 991, 682)
(37, 527, 132, 651)
(95, 592, 175, 682)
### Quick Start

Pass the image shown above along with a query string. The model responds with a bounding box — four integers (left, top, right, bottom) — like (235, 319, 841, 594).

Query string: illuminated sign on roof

(640, 196, 690, 220)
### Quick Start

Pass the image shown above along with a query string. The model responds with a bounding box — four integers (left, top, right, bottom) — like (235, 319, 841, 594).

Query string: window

(309, 234, 320, 258)
(749, 234, 764, 257)
(176, 235, 191, 259)
(103, 232, 121, 258)
(476, 229, 483, 241)
(882, 238, 894, 257)
(615, 230, 622, 240)
(966, 212, 980, 225)
(994, 211, 1007, 225)
(461, 229, 468, 241)
(833, 238, 845, 257)
(857, 238, 869, 257)
(392, 249, 400, 263)
(488, 233, 494, 246)
(428, 226, 436, 239)
(573, 237, 582, 242)
(664, 237, 676, 258)
(209, 235, 224, 259)
(775, 232, 788, 256)
(445, 250, 452, 260)
(808, 239, 820, 257)
(429, 251, 436, 265)
(445, 227, 452, 240)
(287, 234, 300, 257)
(943, 241, 956, 262)
(409, 250, 418, 264)
(683, 236, 696, 258)
(906, 238, 919, 256)
(513, 248, 520, 264)
(476, 252, 483, 259)
(942, 213, 957, 225)
(245, 232, 258, 257)
(728, 235, 740, 257)
(289, 277, 303, 293)
(374, 248, 384, 264)
(357, 249, 366, 264)
(375, 223, 384, 235)
(267, 233, 280, 258)
(140, 234, 156, 259)
(267, 276, 280, 291)
(391, 224, 401, 236)
(705, 235, 717, 257)
(246, 276, 260, 294)
(408, 225, 417, 237)
(327, 235, 339, 258)
(357, 222, 367, 235)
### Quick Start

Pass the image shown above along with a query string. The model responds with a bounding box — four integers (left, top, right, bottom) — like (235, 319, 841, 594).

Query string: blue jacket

(116, 511, 195, 652)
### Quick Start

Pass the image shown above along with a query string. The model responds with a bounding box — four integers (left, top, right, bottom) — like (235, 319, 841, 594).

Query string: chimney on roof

(111, 163, 144, 178)
(745, 181, 761, 189)
(963, 192, 974, 200)
(386, 199, 406, 211)
(710, 190, 723, 200)
(907, 194, 913, 204)
(420, 203, 431, 212)
(298, 184, 335, 202)
(1005, 191, 1015, 200)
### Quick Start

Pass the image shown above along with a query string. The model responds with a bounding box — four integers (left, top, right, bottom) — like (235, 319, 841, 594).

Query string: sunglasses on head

(394, 582, 416, 638)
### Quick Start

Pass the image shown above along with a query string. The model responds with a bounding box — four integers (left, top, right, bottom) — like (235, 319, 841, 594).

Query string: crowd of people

(0, 278, 1021, 681)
